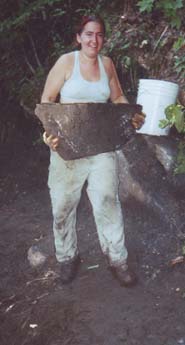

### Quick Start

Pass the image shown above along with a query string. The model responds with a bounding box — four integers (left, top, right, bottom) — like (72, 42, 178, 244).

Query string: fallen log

(35, 103, 142, 160)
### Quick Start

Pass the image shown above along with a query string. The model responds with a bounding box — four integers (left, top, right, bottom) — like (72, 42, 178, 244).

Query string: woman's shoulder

(52, 51, 75, 79)
(55, 51, 75, 66)
(47, 51, 76, 81)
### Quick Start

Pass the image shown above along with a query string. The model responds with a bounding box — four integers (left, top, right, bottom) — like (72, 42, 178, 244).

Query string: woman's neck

(79, 50, 98, 65)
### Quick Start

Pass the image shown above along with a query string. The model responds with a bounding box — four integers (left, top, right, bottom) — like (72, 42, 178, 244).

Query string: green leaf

(115, 31, 121, 39)
(159, 119, 170, 128)
(165, 104, 185, 132)
(182, 245, 185, 256)
(175, 0, 183, 8)
(121, 56, 131, 68)
(169, 16, 181, 29)
(137, 0, 155, 13)
(174, 142, 185, 174)
(157, 0, 183, 10)
(121, 42, 130, 50)
(173, 37, 185, 51)
(165, 105, 176, 121)
(175, 110, 184, 132)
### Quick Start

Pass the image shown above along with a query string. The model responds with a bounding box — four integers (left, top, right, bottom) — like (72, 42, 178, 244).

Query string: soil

(0, 137, 185, 345)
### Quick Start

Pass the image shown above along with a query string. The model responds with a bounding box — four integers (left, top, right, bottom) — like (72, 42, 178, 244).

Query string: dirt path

(0, 142, 185, 345)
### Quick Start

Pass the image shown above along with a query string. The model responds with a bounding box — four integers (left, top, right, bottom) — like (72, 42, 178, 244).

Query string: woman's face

(76, 21, 104, 57)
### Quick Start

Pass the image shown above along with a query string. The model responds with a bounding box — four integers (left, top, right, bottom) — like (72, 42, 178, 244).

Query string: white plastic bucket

(136, 79, 179, 136)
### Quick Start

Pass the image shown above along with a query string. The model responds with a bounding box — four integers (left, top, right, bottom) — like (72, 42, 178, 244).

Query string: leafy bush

(159, 104, 185, 133)
(137, 0, 184, 28)
(159, 104, 185, 173)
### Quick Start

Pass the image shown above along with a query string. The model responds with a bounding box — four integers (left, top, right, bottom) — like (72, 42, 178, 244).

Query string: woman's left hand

(132, 112, 146, 130)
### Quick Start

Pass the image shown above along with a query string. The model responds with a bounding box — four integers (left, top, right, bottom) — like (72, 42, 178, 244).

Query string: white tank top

(60, 51, 110, 103)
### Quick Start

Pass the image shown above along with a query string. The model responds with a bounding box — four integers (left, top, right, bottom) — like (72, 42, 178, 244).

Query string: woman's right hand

(43, 132, 60, 151)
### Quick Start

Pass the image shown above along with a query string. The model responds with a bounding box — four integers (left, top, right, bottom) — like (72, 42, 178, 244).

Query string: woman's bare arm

(103, 57, 145, 128)
(41, 53, 73, 103)
(103, 57, 128, 104)
(41, 53, 74, 149)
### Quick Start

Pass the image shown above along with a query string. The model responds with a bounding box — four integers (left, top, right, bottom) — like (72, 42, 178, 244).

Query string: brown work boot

(109, 262, 137, 287)
(60, 255, 81, 284)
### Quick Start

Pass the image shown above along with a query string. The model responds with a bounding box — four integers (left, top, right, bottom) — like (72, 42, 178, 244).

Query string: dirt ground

(0, 138, 185, 345)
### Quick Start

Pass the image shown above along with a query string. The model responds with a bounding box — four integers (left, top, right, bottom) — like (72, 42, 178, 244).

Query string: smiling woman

(41, 15, 128, 104)
(40, 14, 144, 287)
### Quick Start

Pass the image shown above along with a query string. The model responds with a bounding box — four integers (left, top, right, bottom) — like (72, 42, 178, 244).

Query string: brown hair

(76, 15, 106, 36)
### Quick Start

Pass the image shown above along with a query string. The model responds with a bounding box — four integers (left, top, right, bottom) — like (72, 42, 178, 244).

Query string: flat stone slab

(35, 103, 142, 160)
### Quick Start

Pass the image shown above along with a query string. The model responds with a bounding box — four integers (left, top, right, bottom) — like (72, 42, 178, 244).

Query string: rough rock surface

(35, 103, 141, 160)
(118, 134, 185, 237)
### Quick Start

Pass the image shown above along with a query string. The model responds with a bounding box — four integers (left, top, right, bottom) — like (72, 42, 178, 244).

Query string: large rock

(118, 134, 185, 234)
(35, 103, 141, 160)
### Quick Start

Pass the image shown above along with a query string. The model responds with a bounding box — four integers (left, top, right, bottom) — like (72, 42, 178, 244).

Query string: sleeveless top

(60, 51, 110, 103)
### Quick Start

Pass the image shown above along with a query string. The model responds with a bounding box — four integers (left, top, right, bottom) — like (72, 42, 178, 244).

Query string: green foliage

(0, 0, 184, 122)
(157, 0, 183, 28)
(174, 56, 185, 77)
(1, 0, 104, 113)
(159, 104, 185, 133)
(137, 0, 184, 28)
(174, 142, 185, 174)
(0, 0, 63, 31)
(171, 35, 185, 78)
(137, 0, 155, 13)
(19, 67, 46, 109)
(173, 36, 185, 51)
(159, 104, 185, 174)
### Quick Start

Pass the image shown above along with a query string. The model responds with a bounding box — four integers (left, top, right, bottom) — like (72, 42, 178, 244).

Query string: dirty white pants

(48, 150, 128, 266)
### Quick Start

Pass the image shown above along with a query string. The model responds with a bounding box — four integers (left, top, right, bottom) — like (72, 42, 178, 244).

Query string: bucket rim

(138, 79, 179, 87)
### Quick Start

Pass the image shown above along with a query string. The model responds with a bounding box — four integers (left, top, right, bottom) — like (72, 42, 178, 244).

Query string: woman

(41, 15, 143, 286)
